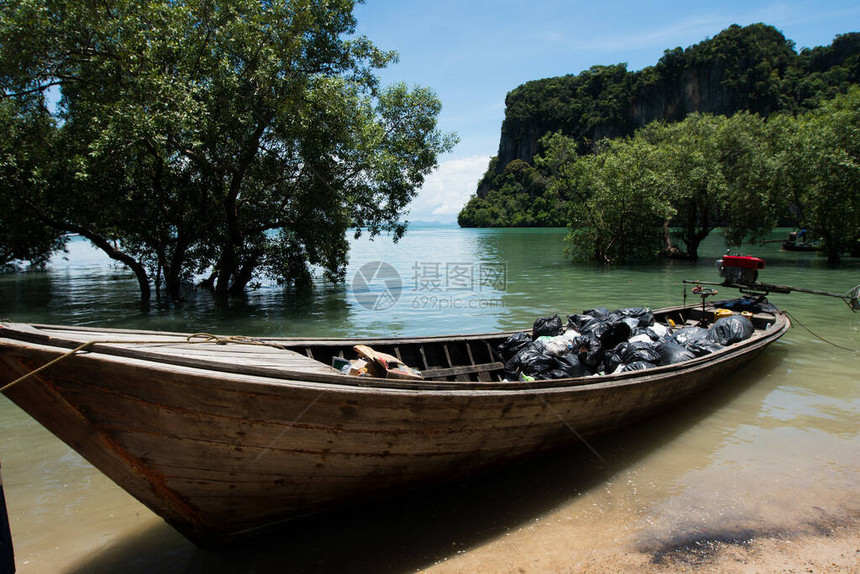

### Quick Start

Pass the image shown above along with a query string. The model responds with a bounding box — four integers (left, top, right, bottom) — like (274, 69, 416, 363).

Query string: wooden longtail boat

(0, 304, 789, 546)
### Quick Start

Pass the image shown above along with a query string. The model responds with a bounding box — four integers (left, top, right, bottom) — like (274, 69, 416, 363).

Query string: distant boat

(782, 239, 818, 252)
(0, 304, 789, 546)
(782, 229, 818, 252)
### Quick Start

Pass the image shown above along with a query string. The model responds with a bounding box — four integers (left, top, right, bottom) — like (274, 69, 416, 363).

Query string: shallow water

(0, 227, 858, 572)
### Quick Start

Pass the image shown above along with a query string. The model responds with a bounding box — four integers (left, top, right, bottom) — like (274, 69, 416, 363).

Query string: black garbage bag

(619, 360, 657, 372)
(616, 316, 641, 331)
(708, 315, 754, 345)
(632, 327, 657, 341)
(572, 335, 604, 370)
(655, 341, 696, 365)
(505, 346, 557, 380)
(613, 307, 655, 328)
(672, 326, 724, 357)
(567, 313, 600, 335)
(596, 320, 632, 349)
(603, 343, 629, 373)
(604, 341, 660, 373)
(583, 306, 610, 318)
(554, 351, 590, 378)
(536, 369, 572, 380)
(685, 339, 724, 357)
(672, 326, 710, 346)
(533, 314, 563, 339)
(497, 331, 533, 362)
(632, 326, 672, 342)
(503, 345, 527, 380)
(630, 341, 661, 363)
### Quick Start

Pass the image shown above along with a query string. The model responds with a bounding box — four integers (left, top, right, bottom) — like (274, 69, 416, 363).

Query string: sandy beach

(425, 509, 859, 573)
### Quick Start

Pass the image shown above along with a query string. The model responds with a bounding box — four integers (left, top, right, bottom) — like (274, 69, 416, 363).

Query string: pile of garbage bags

(497, 306, 755, 381)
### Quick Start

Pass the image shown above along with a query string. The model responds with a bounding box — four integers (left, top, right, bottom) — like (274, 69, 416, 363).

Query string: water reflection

(2, 227, 858, 337)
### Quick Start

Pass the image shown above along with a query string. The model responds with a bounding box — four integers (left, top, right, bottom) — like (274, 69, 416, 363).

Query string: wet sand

(426, 523, 860, 573)
(424, 489, 859, 574)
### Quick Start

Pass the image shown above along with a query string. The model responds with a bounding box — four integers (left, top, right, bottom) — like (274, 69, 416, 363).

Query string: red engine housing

(718, 256, 765, 285)
(721, 255, 765, 270)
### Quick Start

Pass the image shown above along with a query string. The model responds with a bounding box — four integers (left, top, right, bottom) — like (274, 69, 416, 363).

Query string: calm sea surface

(1, 226, 858, 572)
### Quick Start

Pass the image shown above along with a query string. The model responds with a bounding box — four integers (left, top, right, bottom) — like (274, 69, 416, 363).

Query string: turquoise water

(0, 227, 858, 572)
(4, 226, 856, 336)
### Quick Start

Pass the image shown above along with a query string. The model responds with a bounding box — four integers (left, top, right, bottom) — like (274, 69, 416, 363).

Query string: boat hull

(0, 307, 790, 545)
(782, 240, 818, 252)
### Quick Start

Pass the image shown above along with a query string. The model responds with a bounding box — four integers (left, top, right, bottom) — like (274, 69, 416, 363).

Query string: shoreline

(425, 511, 860, 573)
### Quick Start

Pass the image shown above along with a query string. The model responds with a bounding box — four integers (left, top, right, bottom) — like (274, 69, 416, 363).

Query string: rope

(784, 311, 858, 354)
(1, 341, 96, 394)
(0, 333, 291, 395)
(186, 333, 288, 350)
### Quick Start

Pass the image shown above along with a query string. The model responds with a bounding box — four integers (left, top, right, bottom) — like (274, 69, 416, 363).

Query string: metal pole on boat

(682, 279, 860, 312)
(0, 459, 14, 574)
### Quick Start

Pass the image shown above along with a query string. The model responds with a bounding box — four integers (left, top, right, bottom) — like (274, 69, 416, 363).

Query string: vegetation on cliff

(458, 24, 860, 239)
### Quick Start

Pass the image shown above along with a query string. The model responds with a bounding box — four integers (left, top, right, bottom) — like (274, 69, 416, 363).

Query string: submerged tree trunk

(199, 271, 217, 291)
(52, 222, 152, 303)
(163, 235, 190, 301)
(88, 235, 152, 304)
(661, 220, 689, 259)
(214, 247, 236, 295)
(826, 250, 842, 265)
(825, 243, 842, 265)
(678, 205, 715, 261)
(816, 230, 842, 265)
(228, 252, 261, 295)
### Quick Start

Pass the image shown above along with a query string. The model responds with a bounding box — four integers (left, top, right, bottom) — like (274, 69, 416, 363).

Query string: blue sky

(352, 0, 860, 223)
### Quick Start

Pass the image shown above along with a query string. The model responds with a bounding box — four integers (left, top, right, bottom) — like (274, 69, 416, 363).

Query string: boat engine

(685, 255, 858, 312)
(717, 255, 765, 286)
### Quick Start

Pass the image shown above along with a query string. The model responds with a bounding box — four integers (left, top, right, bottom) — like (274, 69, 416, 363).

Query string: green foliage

(633, 113, 778, 259)
(502, 64, 635, 150)
(0, 0, 456, 300)
(771, 86, 860, 263)
(712, 112, 784, 246)
(637, 115, 729, 259)
(680, 23, 797, 116)
(462, 24, 860, 230)
(539, 133, 671, 264)
(0, 97, 65, 267)
(783, 33, 860, 111)
(459, 64, 638, 228)
(458, 158, 567, 227)
(538, 109, 827, 264)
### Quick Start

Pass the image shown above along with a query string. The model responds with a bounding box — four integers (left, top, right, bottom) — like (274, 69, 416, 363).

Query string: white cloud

(571, 14, 725, 55)
(567, 3, 860, 60)
(408, 154, 492, 223)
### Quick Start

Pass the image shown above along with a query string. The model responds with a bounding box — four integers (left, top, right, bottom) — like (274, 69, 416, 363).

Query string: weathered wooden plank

(418, 346, 429, 370)
(50, 374, 571, 447)
(467, 342, 492, 382)
(422, 362, 504, 380)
